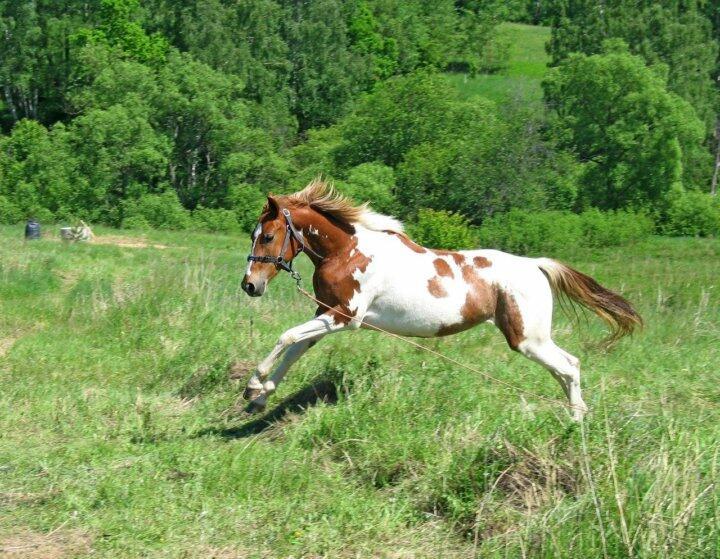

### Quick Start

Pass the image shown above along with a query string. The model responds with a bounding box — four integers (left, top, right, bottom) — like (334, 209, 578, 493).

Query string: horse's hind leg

(495, 288, 587, 420)
(518, 340, 588, 421)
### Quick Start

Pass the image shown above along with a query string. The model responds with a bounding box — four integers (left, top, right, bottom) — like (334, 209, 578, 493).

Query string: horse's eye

(262, 234, 274, 243)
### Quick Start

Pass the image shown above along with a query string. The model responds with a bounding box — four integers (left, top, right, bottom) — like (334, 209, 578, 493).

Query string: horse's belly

(361, 289, 468, 338)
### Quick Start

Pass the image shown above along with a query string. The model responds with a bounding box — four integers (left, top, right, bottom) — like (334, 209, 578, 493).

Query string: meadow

(446, 23, 551, 105)
(0, 226, 718, 558)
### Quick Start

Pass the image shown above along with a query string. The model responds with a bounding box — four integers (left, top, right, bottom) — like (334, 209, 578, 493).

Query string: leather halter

(246, 208, 322, 280)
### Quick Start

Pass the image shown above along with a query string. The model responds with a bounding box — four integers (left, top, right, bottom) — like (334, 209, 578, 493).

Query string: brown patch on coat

(495, 290, 525, 350)
(313, 235, 372, 325)
(436, 265, 497, 336)
(427, 277, 448, 298)
(433, 258, 454, 278)
(385, 230, 427, 253)
(473, 255, 492, 268)
(433, 249, 465, 266)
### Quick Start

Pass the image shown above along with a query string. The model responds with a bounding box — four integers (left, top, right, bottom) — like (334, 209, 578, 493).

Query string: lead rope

(294, 280, 586, 414)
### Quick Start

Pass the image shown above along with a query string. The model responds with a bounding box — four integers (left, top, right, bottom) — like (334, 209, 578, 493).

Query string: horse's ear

(265, 195, 280, 218)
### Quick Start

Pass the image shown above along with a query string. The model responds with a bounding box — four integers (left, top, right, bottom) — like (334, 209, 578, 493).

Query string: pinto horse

(241, 180, 641, 420)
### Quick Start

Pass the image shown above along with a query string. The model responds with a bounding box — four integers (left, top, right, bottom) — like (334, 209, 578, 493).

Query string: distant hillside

(446, 23, 550, 105)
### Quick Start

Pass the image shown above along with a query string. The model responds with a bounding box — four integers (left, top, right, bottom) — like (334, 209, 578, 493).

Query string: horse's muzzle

(241, 277, 265, 297)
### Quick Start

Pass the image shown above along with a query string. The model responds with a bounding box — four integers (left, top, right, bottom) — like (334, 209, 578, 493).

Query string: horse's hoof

(243, 386, 263, 401)
(245, 399, 267, 414)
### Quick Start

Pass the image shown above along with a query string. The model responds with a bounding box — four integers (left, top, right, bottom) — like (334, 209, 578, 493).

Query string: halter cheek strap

(246, 208, 323, 280)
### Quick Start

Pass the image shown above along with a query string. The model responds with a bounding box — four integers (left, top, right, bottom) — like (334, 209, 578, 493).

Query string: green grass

(447, 23, 551, 105)
(1, 227, 719, 557)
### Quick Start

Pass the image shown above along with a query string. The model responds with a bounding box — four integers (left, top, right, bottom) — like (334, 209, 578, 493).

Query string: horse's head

(242, 195, 302, 297)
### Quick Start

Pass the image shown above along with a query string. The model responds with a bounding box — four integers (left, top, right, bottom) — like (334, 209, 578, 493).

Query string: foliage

(478, 208, 652, 254)
(122, 190, 191, 230)
(579, 208, 655, 247)
(662, 191, 720, 237)
(546, 0, 719, 132)
(192, 207, 243, 233)
(334, 72, 460, 169)
(543, 42, 707, 212)
(0, 195, 22, 223)
(337, 163, 397, 214)
(408, 208, 477, 249)
(227, 183, 267, 233)
(0, 3, 717, 238)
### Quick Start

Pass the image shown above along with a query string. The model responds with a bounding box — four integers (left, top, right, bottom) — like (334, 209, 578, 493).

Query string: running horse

(241, 179, 641, 420)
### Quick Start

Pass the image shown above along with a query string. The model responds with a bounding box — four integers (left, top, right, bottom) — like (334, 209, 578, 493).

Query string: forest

(1, 0, 719, 248)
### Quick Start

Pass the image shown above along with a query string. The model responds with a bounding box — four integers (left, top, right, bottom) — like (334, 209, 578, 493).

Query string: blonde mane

(284, 178, 404, 233)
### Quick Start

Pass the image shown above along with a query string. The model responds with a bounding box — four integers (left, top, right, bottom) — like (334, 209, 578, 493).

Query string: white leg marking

(263, 340, 315, 394)
(256, 312, 351, 380)
(518, 340, 588, 421)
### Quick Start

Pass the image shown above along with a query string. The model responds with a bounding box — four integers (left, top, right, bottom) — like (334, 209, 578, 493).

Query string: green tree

(547, 0, 718, 131)
(0, 119, 84, 220)
(73, 0, 168, 66)
(335, 72, 458, 168)
(69, 104, 169, 224)
(543, 41, 708, 211)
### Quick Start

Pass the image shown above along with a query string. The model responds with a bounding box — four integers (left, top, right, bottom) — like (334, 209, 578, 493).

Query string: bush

(0, 196, 24, 224)
(227, 183, 266, 233)
(662, 192, 720, 237)
(192, 207, 242, 233)
(478, 210, 581, 254)
(123, 190, 191, 230)
(407, 208, 477, 249)
(121, 215, 152, 230)
(26, 206, 55, 224)
(337, 163, 397, 214)
(477, 209, 653, 254)
(580, 208, 654, 247)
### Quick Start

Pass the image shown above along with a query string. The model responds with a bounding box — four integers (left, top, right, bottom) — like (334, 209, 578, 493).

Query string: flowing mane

(284, 178, 404, 233)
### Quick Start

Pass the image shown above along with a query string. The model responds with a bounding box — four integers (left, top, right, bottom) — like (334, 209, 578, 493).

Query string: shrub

(337, 163, 397, 214)
(123, 190, 191, 230)
(227, 183, 266, 233)
(26, 206, 55, 224)
(192, 207, 242, 233)
(478, 210, 582, 254)
(580, 209, 654, 247)
(477, 209, 653, 254)
(121, 215, 152, 230)
(407, 208, 477, 249)
(661, 191, 720, 237)
(0, 196, 24, 224)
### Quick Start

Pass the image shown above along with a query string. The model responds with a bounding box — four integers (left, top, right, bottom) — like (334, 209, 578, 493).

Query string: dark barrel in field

(25, 219, 41, 240)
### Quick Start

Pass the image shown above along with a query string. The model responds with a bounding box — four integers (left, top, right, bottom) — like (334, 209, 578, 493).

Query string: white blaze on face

(246, 223, 262, 275)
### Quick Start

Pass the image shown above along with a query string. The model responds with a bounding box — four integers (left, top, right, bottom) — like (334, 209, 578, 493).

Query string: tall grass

(0, 227, 718, 557)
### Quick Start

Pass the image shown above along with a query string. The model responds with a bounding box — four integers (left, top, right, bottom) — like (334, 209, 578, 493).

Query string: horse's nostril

(245, 282, 256, 294)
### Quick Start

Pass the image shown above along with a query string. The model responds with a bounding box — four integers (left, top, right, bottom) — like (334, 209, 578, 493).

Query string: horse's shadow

(200, 379, 338, 439)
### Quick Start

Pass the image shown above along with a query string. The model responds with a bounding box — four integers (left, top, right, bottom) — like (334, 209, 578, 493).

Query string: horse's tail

(536, 258, 642, 344)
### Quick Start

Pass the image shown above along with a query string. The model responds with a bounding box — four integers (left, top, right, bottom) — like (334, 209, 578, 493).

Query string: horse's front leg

(243, 339, 314, 411)
(244, 308, 360, 407)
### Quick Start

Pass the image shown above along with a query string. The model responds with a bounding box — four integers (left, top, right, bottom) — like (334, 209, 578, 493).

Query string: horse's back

(356, 234, 551, 338)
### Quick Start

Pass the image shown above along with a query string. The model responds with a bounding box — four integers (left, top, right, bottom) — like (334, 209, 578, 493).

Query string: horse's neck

(293, 207, 357, 264)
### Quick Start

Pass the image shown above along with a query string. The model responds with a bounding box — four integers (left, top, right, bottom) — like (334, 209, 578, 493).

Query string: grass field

(1, 226, 718, 558)
(447, 23, 551, 105)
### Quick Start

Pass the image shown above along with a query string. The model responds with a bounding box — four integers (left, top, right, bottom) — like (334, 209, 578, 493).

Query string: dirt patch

(0, 338, 17, 358)
(0, 527, 92, 558)
(228, 360, 255, 380)
(1, 489, 60, 507)
(91, 235, 169, 250)
(490, 439, 579, 511)
(44, 232, 170, 249)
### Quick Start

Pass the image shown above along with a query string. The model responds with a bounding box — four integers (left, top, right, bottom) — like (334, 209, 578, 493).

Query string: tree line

(0, 0, 718, 242)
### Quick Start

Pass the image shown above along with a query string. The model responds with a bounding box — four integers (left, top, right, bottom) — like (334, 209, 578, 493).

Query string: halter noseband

(246, 208, 322, 280)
